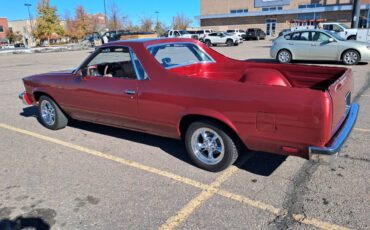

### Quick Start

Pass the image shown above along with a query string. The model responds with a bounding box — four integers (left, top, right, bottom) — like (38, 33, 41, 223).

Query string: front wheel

(185, 121, 239, 172)
(38, 95, 68, 130)
(277, 49, 292, 63)
(205, 40, 212, 47)
(342, 50, 360, 65)
(226, 39, 233, 46)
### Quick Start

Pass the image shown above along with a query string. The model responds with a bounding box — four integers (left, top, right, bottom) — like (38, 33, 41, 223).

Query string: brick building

(0, 17, 9, 41)
(198, 0, 370, 36)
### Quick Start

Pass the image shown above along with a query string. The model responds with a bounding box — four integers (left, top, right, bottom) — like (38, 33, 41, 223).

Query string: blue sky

(0, 0, 200, 26)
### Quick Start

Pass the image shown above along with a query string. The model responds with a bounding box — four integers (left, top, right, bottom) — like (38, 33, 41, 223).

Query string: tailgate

(328, 69, 353, 135)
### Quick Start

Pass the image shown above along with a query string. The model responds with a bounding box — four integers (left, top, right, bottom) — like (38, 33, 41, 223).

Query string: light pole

(155, 11, 159, 30)
(104, 0, 108, 29)
(24, 3, 33, 46)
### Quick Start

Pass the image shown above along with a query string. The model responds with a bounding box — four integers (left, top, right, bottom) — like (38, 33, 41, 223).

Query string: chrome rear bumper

(309, 103, 359, 163)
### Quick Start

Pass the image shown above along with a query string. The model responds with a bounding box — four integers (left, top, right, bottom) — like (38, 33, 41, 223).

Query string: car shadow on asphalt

(20, 106, 286, 176)
(245, 58, 368, 66)
(0, 216, 50, 230)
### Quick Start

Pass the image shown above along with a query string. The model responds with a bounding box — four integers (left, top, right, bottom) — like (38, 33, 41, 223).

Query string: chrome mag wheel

(278, 50, 291, 63)
(40, 100, 56, 126)
(190, 127, 225, 165)
(343, 51, 359, 65)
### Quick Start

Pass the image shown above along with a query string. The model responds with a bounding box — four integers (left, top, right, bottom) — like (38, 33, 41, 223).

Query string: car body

(203, 32, 242, 47)
(165, 30, 197, 39)
(271, 29, 370, 65)
(226, 29, 245, 38)
(14, 43, 26, 48)
(195, 29, 215, 41)
(243, 28, 266, 40)
(1, 44, 15, 49)
(84, 32, 102, 47)
(19, 38, 358, 171)
(320, 22, 357, 40)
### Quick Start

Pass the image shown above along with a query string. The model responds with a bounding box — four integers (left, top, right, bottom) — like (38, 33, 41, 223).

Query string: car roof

(105, 38, 200, 48)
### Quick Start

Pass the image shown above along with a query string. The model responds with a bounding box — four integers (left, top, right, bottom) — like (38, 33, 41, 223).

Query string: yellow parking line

(159, 166, 239, 230)
(354, 128, 370, 133)
(0, 123, 350, 230)
(0, 123, 209, 191)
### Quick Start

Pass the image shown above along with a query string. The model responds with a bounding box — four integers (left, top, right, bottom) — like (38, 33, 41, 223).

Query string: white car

(320, 22, 358, 40)
(1, 44, 15, 49)
(226, 29, 245, 38)
(203, 32, 242, 47)
(166, 30, 195, 39)
(196, 29, 215, 41)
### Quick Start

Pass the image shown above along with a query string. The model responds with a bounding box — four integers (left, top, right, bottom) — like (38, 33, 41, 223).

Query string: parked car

(320, 22, 357, 40)
(196, 29, 215, 41)
(14, 43, 26, 48)
(84, 32, 102, 47)
(243, 28, 266, 40)
(1, 44, 15, 49)
(165, 30, 197, 39)
(102, 30, 130, 42)
(226, 29, 245, 38)
(186, 31, 200, 40)
(271, 29, 370, 65)
(203, 32, 242, 47)
(19, 38, 359, 171)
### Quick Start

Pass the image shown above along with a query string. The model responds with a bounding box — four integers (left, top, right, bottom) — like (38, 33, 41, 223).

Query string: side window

(300, 32, 310, 41)
(333, 24, 343, 32)
(323, 24, 333, 30)
(312, 32, 331, 43)
(209, 33, 216, 36)
(284, 33, 292, 40)
(148, 43, 213, 69)
(174, 31, 180, 37)
(291, 32, 301, 40)
(84, 47, 138, 80)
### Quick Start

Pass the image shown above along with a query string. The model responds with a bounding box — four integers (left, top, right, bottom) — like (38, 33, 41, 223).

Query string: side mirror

(328, 38, 335, 43)
(76, 68, 88, 77)
(162, 57, 172, 66)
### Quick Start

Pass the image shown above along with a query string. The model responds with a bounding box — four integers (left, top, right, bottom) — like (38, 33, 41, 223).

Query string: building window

(0, 26, 4, 33)
(262, 7, 283, 12)
(298, 3, 322, 9)
(297, 13, 321, 20)
(230, 9, 248, 14)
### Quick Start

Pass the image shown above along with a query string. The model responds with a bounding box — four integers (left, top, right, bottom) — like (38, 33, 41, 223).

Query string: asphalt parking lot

(0, 39, 369, 230)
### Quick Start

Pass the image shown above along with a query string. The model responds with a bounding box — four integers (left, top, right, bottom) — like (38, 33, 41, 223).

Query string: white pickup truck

(320, 22, 358, 40)
(357, 29, 370, 43)
(165, 30, 198, 40)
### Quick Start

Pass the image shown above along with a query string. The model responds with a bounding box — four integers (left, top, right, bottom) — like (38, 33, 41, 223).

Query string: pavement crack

(268, 161, 319, 229)
(341, 154, 370, 163)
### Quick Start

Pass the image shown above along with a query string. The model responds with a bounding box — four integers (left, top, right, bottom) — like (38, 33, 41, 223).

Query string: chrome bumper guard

(19, 92, 30, 105)
(309, 103, 359, 164)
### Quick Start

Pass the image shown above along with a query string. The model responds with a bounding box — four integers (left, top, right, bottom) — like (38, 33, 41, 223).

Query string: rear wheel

(185, 121, 239, 172)
(38, 95, 68, 130)
(226, 39, 233, 46)
(342, 50, 360, 65)
(347, 35, 356, 40)
(277, 49, 292, 63)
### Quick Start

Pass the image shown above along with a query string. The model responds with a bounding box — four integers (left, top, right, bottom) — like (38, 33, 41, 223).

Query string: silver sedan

(270, 29, 370, 65)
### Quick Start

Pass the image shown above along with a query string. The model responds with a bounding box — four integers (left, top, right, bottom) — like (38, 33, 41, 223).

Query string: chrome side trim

(309, 102, 359, 156)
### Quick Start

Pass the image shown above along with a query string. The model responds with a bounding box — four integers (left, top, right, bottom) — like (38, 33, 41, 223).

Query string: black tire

(342, 49, 360, 65)
(347, 35, 356, 40)
(38, 95, 68, 130)
(185, 120, 239, 172)
(205, 40, 212, 47)
(234, 43, 239, 46)
(277, 49, 292, 63)
(226, 39, 233, 46)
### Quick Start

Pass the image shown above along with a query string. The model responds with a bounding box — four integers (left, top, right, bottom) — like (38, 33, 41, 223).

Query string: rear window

(147, 43, 214, 69)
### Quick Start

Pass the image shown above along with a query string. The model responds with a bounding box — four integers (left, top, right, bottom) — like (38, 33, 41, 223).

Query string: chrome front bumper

(19, 91, 32, 105)
(309, 103, 359, 163)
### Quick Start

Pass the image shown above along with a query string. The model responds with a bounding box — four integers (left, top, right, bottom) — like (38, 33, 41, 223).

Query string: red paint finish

(22, 38, 354, 159)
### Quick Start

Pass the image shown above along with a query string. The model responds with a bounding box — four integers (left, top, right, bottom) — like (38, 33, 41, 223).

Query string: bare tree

(140, 17, 154, 32)
(107, 2, 123, 30)
(172, 13, 192, 30)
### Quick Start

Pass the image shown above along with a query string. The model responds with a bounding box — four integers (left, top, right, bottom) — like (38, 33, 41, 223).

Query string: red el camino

(19, 38, 359, 171)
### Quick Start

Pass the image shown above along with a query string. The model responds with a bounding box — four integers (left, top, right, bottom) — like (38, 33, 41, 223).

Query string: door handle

(124, 90, 136, 95)
(288, 43, 294, 45)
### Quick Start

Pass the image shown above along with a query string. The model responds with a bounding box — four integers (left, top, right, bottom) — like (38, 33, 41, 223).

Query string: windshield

(326, 30, 345, 41)
(339, 23, 349, 29)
